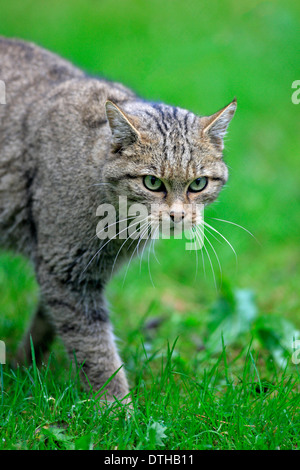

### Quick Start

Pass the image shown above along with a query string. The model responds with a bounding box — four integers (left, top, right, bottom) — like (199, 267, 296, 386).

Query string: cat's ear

(201, 98, 237, 151)
(105, 100, 140, 153)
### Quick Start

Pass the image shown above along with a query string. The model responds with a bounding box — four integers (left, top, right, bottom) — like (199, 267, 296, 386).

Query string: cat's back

(0, 38, 85, 252)
(0, 37, 85, 94)
(0, 37, 136, 257)
(0, 36, 136, 148)
(0, 37, 135, 113)
(0, 37, 87, 157)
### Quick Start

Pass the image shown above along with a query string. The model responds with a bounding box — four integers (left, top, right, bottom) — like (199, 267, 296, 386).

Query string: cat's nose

(170, 210, 185, 223)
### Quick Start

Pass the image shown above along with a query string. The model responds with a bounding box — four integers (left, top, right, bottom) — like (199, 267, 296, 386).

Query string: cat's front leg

(52, 301, 130, 401)
(38, 271, 130, 402)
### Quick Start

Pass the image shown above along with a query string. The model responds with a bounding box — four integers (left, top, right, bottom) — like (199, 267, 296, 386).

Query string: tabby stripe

(184, 112, 190, 136)
(144, 109, 168, 156)
(124, 173, 138, 179)
(152, 103, 169, 132)
(144, 110, 165, 137)
(211, 176, 226, 184)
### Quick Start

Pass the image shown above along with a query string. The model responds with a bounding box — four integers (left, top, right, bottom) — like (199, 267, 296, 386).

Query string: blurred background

(0, 0, 299, 372)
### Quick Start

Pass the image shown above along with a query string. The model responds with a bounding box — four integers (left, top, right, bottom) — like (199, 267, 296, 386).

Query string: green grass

(0, 0, 299, 450)
(0, 337, 299, 450)
(0, 252, 299, 450)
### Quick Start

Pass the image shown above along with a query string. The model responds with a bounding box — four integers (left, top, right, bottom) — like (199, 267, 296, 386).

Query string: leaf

(252, 314, 300, 367)
(146, 421, 168, 447)
(40, 426, 74, 450)
(205, 286, 258, 353)
(74, 433, 93, 450)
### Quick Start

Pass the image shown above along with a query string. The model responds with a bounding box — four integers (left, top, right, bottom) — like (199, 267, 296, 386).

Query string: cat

(0, 37, 236, 402)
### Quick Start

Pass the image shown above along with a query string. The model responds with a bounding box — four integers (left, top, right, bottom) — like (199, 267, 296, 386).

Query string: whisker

(204, 242, 217, 290)
(197, 225, 222, 284)
(91, 182, 114, 187)
(147, 233, 155, 288)
(127, 219, 150, 250)
(199, 232, 206, 279)
(195, 226, 217, 290)
(73, 215, 137, 272)
(203, 220, 237, 265)
(152, 226, 160, 265)
(90, 215, 136, 243)
(202, 224, 223, 245)
(193, 227, 199, 282)
(192, 226, 206, 279)
(139, 224, 153, 273)
(144, 223, 160, 266)
(122, 220, 151, 285)
(208, 217, 260, 244)
(110, 235, 130, 278)
(110, 220, 149, 278)
(83, 217, 146, 274)
(138, 223, 152, 259)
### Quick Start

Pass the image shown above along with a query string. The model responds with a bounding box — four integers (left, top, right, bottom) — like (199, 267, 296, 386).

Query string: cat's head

(102, 98, 236, 234)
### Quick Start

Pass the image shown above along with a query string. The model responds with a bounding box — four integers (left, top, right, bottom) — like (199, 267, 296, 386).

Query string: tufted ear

(201, 98, 237, 151)
(105, 100, 140, 153)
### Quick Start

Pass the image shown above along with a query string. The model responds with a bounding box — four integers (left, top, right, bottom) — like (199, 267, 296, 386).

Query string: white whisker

(150, 224, 160, 266)
(202, 224, 223, 245)
(208, 217, 259, 244)
(195, 226, 217, 290)
(138, 225, 151, 260)
(90, 215, 136, 243)
(139, 224, 153, 273)
(110, 220, 149, 278)
(197, 225, 222, 284)
(199, 234, 206, 279)
(91, 182, 114, 187)
(193, 226, 206, 279)
(122, 220, 151, 285)
(191, 227, 199, 282)
(203, 220, 237, 265)
(110, 235, 130, 278)
(83, 216, 146, 274)
(147, 235, 155, 288)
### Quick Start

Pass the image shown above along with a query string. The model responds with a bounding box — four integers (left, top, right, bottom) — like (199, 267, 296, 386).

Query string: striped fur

(0, 37, 236, 401)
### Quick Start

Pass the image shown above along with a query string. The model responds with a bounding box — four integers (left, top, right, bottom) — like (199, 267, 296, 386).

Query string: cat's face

(103, 99, 236, 235)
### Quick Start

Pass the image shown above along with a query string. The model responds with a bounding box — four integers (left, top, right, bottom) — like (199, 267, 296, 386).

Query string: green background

(0, 0, 300, 451)
(0, 0, 299, 357)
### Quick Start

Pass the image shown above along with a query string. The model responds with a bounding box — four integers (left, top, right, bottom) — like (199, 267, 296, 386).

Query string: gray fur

(0, 37, 236, 400)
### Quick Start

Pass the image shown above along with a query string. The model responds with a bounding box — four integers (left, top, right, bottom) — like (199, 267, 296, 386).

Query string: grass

(0, 252, 299, 450)
(0, 336, 299, 450)
(0, 0, 299, 450)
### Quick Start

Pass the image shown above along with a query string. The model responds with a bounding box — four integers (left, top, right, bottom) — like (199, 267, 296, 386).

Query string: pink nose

(170, 211, 185, 223)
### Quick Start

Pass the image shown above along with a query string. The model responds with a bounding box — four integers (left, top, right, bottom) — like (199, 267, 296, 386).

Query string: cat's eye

(188, 177, 208, 192)
(143, 175, 165, 192)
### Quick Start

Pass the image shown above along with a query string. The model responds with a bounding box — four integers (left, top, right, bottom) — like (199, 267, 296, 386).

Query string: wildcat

(0, 37, 236, 401)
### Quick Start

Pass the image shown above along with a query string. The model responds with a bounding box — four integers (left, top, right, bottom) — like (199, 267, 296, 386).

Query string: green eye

(143, 175, 164, 192)
(188, 176, 208, 192)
